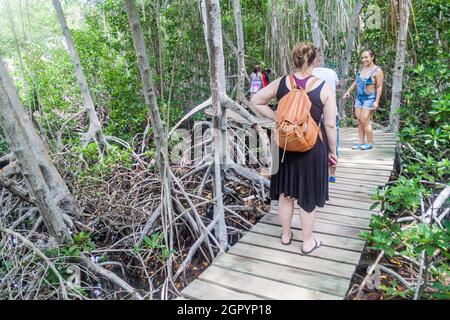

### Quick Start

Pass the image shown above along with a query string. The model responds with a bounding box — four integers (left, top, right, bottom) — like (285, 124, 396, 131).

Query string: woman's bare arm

(321, 83, 338, 157)
(249, 77, 282, 121)
(373, 69, 384, 109)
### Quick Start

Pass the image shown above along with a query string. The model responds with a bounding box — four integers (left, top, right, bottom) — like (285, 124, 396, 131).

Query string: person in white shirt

(312, 52, 341, 183)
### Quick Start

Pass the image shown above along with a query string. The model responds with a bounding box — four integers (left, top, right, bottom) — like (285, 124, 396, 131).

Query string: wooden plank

(261, 214, 365, 239)
(214, 254, 351, 297)
(306, 212, 370, 229)
(267, 211, 370, 229)
(318, 204, 375, 219)
(181, 279, 263, 300)
(271, 204, 374, 222)
(335, 166, 392, 176)
(334, 172, 391, 184)
(251, 223, 366, 251)
(337, 158, 395, 165)
(339, 150, 395, 156)
(325, 197, 378, 211)
(330, 177, 383, 187)
(338, 154, 395, 161)
(329, 184, 379, 195)
(339, 144, 396, 149)
(329, 191, 376, 204)
(341, 137, 396, 142)
(329, 183, 378, 195)
(273, 200, 376, 216)
(340, 138, 396, 142)
(199, 265, 341, 300)
(340, 129, 395, 135)
(228, 242, 357, 280)
(337, 158, 395, 164)
(239, 231, 362, 264)
(339, 149, 395, 153)
(336, 162, 394, 171)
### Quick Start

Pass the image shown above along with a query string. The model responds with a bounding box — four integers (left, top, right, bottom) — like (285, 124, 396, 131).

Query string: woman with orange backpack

(250, 43, 337, 255)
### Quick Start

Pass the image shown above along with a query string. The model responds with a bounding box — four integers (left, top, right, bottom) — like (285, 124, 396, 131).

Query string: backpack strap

(305, 77, 320, 92)
(288, 74, 297, 89)
(289, 74, 319, 90)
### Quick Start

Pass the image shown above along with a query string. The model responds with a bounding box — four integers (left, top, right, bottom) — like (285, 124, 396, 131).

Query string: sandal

(300, 239, 323, 255)
(280, 231, 293, 245)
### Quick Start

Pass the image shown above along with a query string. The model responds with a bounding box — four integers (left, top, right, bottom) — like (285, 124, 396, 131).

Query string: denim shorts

(355, 94, 376, 109)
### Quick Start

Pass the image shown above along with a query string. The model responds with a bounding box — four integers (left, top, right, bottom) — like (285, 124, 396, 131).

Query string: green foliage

(133, 232, 176, 262)
(378, 280, 414, 299)
(362, 182, 450, 299)
(400, 60, 449, 184)
(72, 231, 97, 253)
(370, 177, 428, 214)
(71, 142, 133, 180)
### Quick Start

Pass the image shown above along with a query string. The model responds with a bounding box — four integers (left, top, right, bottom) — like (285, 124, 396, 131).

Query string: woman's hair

(364, 49, 376, 63)
(291, 43, 318, 69)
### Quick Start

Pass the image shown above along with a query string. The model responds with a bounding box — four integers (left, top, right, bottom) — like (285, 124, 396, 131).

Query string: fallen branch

(0, 175, 31, 203)
(172, 214, 221, 282)
(379, 265, 414, 290)
(356, 250, 384, 299)
(423, 185, 450, 223)
(79, 254, 143, 300)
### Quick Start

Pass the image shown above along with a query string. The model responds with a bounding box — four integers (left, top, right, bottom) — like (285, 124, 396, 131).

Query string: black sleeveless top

(270, 75, 329, 212)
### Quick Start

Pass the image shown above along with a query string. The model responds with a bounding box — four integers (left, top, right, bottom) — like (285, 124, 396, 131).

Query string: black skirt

(270, 76, 329, 212)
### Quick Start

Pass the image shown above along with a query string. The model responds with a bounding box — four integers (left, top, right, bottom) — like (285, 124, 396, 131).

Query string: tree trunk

(203, 0, 230, 250)
(338, 0, 365, 117)
(232, 0, 246, 104)
(124, 0, 177, 289)
(306, 0, 323, 66)
(199, 0, 211, 63)
(123, 0, 169, 175)
(269, 0, 288, 76)
(390, 0, 410, 133)
(52, 0, 107, 150)
(0, 60, 72, 243)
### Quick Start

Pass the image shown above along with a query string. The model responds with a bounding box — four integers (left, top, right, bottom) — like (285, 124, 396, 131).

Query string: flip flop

(300, 239, 323, 255)
(280, 231, 293, 245)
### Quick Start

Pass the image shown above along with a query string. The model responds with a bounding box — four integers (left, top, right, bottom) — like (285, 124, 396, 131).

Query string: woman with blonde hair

(251, 43, 337, 255)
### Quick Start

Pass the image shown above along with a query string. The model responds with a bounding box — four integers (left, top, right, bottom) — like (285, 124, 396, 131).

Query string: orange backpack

(275, 74, 323, 162)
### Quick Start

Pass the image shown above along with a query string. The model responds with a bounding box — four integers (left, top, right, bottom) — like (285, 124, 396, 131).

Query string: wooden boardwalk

(178, 128, 396, 300)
